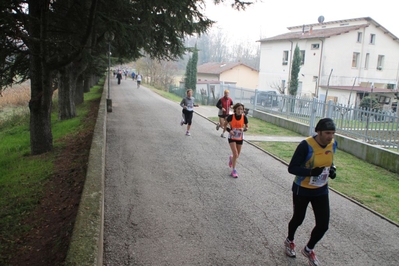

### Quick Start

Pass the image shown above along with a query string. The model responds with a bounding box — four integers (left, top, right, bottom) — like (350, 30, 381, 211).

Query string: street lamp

(105, 31, 114, 112)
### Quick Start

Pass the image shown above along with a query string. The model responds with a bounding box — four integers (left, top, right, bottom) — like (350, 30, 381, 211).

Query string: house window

(311, 43, 320, 49)
(377, 55, 384, 70)
(379, 96, 391, 104)
(387, 83, 396, 90)
(370, 34, 376, 44)
(281, 80, 286, 89)
(357, 32, 362, 43)
(352, 52, 360, 68)
(364, 53, 369, 69)
(282, 51, 289, 65)
(300, 50, 305, 65)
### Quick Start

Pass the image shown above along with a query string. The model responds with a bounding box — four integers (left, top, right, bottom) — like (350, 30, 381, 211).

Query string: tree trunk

(83, 72, 91, 93)
(28, 0, 54, 155)
(29, 69, 54, 155)
(58, 63, 76, 120)
(75, 74, 84, 105)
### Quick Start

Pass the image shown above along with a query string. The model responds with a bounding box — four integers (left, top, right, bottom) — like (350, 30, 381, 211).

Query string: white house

(258, 17, 399, 109)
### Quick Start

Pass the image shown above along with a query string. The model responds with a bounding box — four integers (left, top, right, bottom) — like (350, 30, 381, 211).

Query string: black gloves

(309, 165, 336, 179)
(329, 165, 337, 179)
(310, 167, 324, 176)
(243, 127, 248, 132)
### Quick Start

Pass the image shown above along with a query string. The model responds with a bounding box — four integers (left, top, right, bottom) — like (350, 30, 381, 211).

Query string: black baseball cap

(315, 118, 336, 131)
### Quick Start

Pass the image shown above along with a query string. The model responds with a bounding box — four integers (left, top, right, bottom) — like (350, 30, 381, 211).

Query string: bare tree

(270, 80, 286, 94)
(185, 30, 260, 69)
(210, 30, 231, 62)
(136, 56, 179, 91)
(230, 40, 260, 69)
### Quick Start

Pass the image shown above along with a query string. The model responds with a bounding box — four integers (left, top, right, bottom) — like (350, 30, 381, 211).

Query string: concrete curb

(65, 83, 107, 265)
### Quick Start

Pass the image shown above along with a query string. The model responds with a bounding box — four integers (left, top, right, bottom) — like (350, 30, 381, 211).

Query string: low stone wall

(253, 110, 399, 174)
(65, 83, 107, 265)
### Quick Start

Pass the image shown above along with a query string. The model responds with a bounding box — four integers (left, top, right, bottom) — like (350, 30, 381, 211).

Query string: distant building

(258, 17, 399, 109)
(197, 62, 259, 89)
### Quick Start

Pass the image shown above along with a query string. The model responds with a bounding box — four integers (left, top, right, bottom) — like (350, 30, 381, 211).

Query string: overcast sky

(203, 0, 399, 44)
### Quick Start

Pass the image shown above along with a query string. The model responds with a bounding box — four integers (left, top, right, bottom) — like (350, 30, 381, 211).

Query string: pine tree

(289, 44, 301, 96)
(184, 56, 193, 91)
(184, 44, 199, 94)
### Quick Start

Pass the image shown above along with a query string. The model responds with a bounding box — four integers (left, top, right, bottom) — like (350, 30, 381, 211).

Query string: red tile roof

(259, 24, 369, 42)
(258, 17, 399, 43)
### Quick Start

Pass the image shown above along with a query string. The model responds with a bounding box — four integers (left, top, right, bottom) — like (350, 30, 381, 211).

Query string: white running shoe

(301, 247, 320, 266)
(284, 238, 296, 258)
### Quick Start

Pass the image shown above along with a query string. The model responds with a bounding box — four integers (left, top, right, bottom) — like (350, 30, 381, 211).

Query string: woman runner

(223, 103, 248, 178)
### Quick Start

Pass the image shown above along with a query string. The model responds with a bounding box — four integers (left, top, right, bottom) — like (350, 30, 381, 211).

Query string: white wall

(258, 42, 292, 91)
(259, 19, 399, 98)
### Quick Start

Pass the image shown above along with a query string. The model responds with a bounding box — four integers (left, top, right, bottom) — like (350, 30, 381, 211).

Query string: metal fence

(170, 85, 399, 150)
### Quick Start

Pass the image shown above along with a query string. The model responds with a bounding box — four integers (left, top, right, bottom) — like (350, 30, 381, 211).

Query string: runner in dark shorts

(216, 90, 233, 138)
(224, 103, 248, 178)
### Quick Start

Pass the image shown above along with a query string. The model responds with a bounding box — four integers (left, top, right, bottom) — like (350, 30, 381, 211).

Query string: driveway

(104, 80, 399, 265)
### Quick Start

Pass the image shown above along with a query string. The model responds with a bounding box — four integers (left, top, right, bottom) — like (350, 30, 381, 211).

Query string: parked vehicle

(250, 91, 279, 107)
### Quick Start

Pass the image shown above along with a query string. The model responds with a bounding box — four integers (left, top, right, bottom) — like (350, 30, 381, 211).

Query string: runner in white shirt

(136, 74, 142, 88)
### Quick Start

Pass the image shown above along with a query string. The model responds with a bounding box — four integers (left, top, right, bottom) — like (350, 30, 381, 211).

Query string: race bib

(309, 167, 330, 187)
(231, 128, 243, 140)
(187, 104, 194, 111)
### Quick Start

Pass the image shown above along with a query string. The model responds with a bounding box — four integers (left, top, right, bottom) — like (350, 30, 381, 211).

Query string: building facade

(258, 17, 399, 108)
(197, 62, 259, 89)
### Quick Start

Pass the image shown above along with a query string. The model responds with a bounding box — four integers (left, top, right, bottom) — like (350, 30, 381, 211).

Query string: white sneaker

(220, 133, 226, 138)
(284, 238, 296, 258)
(302, 247, 320, 266)
(186, 131, 191, 136)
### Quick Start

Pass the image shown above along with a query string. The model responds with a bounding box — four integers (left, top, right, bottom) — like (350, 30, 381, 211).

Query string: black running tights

(287, 193, 330, 249)
(183, 109, 193, 125)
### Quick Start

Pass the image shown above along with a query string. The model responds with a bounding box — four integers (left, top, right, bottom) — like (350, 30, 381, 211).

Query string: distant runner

(180, 89, 199, 136)
(136, 73, 142, 88)
(215, 89, 233, 138)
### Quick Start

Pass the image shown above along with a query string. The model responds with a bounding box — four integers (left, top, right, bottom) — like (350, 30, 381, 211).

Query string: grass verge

(0, 82, 103, 264)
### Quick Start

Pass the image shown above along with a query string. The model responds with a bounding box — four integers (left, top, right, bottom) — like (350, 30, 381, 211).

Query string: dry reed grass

(0, 80, 31, 108)
(0, 81, 59, 124)
(0, 81, 31, 123)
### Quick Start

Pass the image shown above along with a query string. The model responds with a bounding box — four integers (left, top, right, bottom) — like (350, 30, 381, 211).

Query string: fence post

(254, 89, 258, 111)
(326, 100, 334, 118)
(309, 97, 318, 135)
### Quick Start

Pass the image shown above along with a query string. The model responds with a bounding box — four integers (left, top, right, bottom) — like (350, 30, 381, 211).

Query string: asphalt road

(103, 78, 399, 266)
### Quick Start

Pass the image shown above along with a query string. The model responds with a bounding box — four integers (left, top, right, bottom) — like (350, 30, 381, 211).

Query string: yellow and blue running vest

(294, 136, 337, 189)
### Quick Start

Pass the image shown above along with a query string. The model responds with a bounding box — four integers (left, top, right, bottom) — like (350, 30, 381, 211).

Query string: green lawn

(247, 122, 399, 224)
(0, 83, 103, 264)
